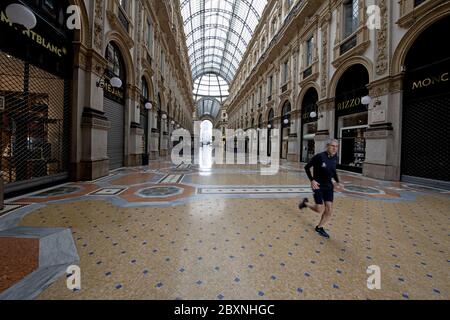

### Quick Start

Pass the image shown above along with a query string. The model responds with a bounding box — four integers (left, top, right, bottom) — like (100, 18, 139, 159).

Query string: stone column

(314, 98, 334, 153)
(363, 76, 402, 180)
(75, 48, 110, 181)
(287, 110, 300, 162)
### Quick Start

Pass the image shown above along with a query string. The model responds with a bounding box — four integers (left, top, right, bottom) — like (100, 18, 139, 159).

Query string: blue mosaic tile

(297, 288, 303, 293)
(156, 282, 163, 288)
(234, 277, 240, 283)
(217, 294, 224, 300)
(258, 291, 265, 297)
(115, 284, 123, 289)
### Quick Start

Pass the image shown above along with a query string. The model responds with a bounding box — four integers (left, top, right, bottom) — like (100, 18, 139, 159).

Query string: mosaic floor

(0, 154, 449, 300)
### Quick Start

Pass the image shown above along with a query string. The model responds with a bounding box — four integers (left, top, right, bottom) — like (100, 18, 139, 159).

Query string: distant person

(299, 139, 343, 238)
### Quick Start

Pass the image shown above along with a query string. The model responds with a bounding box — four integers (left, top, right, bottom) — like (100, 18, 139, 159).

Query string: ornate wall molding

(93, 0, 104, 52)
(375, 0, 388, 76)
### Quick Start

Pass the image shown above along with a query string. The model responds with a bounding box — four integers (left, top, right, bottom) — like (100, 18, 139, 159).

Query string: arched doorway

(0, 0, 74, 195)
(267, 108, 274, 157)
(401, 16, 450, 187)
(280, 101, 291, 159)
(335, 64, 369, 173)
(140, 77, 150, 165)
(301, 88, 319, 163)
(104, 42, 126, 170)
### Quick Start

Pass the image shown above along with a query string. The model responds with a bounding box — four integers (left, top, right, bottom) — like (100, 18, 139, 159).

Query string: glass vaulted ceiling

(181, 0, 268, 118)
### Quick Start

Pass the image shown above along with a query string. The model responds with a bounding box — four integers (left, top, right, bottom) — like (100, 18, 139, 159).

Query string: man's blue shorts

(313, 188, 334, 204)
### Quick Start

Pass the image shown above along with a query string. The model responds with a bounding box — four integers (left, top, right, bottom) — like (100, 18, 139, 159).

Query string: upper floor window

(282, 61, 289, 83)
(343, 0, 359, 38)
(271, 17, 277, 36)
(119, 0, 128, 13)
(268, 75, 273, 96)
(106, 42, 125, 80)
(141, 77, 149, 101)
(160, 50, 165, 74)
(305, 36, 314, 67)
(146, 18, 153, 51)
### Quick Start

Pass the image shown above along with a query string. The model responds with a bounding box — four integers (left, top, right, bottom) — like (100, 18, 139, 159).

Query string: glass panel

(180, 0, 268, 117)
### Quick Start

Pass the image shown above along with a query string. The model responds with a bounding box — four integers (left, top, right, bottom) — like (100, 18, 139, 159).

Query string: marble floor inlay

(0, 157, 448, 300)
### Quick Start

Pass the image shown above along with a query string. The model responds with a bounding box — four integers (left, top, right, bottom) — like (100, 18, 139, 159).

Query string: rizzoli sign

(336, 97, 362, 111)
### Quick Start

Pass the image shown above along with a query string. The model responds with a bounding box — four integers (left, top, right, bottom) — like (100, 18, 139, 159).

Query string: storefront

(140, 77, 150, 165)
(257, 114, 262, 156)
(401, 16, 450, 187)
(267, 108, 274, 157)
(334, 64, 369, 173)
(0, 0, 73, 195)
(102, 42, 126, 170)
(280, 101, 291, 159)
(300, 88, 318, 163)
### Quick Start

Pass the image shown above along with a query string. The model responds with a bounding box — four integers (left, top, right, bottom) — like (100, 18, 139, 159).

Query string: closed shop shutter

(104, 98, 124, 170)
(401, 93, 450, 184)
(0, 51, 71, 195)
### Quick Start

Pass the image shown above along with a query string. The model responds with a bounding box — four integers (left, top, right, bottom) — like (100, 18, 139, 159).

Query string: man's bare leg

(317, 202, 333, 228)
(304, 202, 324, 215)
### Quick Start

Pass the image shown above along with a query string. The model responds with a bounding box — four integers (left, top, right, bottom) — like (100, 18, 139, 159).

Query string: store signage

(0, 10, 67, 57)
(411, 72, 449, 90)
(336, 97, 362, 111)
(98, 78, 125, 103)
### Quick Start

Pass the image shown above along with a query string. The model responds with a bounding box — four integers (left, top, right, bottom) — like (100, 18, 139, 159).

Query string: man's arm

(333, 170, 340, 183)
(304, 155, 316, 181)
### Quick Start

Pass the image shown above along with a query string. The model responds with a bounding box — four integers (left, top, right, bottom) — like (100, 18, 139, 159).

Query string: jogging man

(299, 139, 343, 238)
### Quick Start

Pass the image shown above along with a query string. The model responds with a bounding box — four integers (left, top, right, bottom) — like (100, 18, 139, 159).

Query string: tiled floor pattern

(1, 158, 449, 300)
(16, 194, 449, 300)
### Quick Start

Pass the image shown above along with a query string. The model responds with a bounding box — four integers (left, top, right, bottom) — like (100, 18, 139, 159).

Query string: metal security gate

(401, 93, 450, 187)
(0, 50, 70, 194)
(140, 110, 149, 165)
(104, 98, 124, 170)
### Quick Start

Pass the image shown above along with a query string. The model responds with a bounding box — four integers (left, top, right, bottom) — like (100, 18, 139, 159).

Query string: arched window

(282, 101, 291, 118)
(141, 77, 149, 101)
(106, 42, 126, 83)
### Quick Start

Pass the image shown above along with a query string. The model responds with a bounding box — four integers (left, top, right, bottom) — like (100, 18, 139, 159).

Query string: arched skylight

(194, 73, 229, 103)
(197, 98, 222, 119)
(181, 0, 268, 117)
